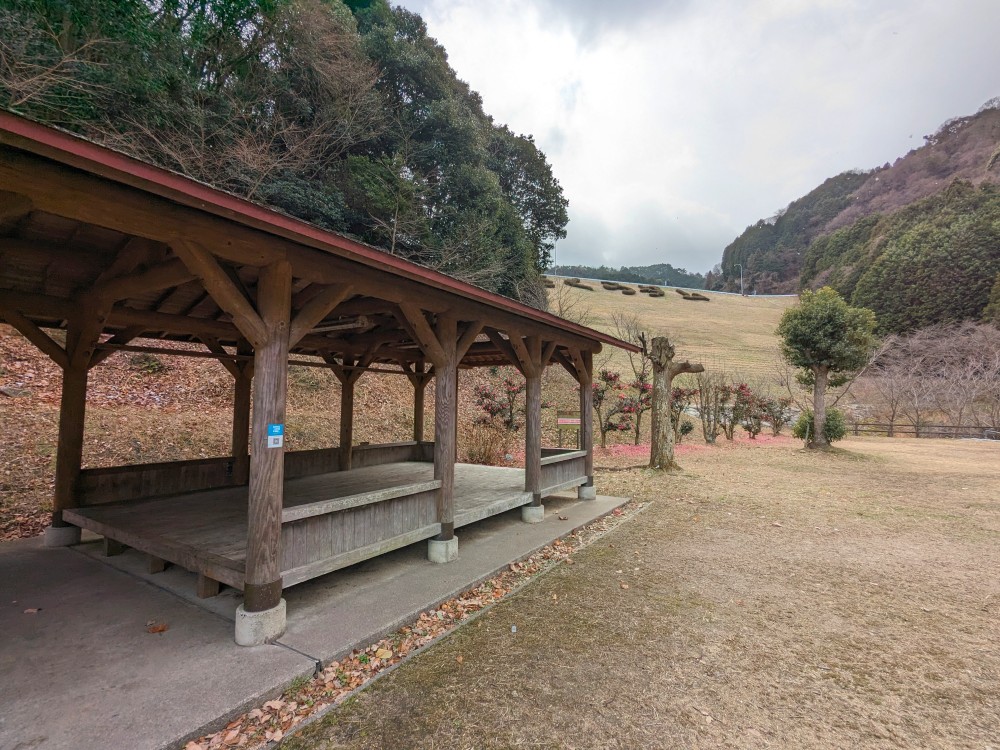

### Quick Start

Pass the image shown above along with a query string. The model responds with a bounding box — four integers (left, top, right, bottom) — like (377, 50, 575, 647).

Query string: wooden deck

(64, 462, 532, 592)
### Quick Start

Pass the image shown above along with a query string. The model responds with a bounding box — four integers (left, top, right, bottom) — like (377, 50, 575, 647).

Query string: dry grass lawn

(550, 282, 797, 378)
(284, 437, 1000, 750)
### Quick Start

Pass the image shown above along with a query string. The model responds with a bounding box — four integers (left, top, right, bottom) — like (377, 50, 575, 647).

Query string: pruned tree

(777, 287, 877, 449)
(610, 311, 654, 444)
(695, 369, 727, 444)
(649, 337, 704, 470)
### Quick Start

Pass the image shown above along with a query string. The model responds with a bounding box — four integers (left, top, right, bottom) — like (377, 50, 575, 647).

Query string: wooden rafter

(92, 258, 195, 302)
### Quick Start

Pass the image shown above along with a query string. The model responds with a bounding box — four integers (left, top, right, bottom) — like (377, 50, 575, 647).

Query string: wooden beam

(288, 283, 352, 348)
(0, 190, 32, 230)
(398, 304, 446, 366)
(244, 259, 291, 613)
(92, 258, 195, 302)
(91, 237, 162, 288)
(0, 306, 68, 368)
(89, 326, 146, 368)
(170, 238, 267, 348)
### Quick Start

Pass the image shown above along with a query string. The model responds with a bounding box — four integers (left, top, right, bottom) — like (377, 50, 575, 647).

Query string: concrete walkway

(0, 493, 625, 750)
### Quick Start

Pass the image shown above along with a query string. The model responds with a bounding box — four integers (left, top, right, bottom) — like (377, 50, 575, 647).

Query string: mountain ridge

(710, 100, 1000, 302)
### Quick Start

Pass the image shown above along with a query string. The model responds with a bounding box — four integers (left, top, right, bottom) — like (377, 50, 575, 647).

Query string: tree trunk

(810, 366, 830, 449)
(649, 337, 704, 471)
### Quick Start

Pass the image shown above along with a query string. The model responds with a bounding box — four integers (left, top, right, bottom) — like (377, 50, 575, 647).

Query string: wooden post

(232, 367, 252, 481)
(524, 336, 543, 504)
(579, 350, 595, 497)
(51, 360, 88, 527)
(339, 377, 354, 471)
(244, 260, 291, 613)
(454, 367, 460, 463)
(433, 315, 458, 540)
(413, 374, 426, 442)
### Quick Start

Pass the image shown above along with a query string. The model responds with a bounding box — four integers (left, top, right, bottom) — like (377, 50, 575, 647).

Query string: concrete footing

(427, 536, 459, 564)
(578, 485, 597, 500)
(235, 599, 287, 646)
(43, 525, 81, 547)
(521, 504, 545, 523)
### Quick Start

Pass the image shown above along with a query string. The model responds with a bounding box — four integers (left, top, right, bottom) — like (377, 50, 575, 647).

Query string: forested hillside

(711, 101, 1000, 319)
(0, 0, 567, 303)
(548, 262, 704, 287)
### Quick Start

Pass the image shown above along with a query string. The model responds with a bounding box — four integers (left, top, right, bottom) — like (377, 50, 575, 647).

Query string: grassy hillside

(549, 279, 797, 380)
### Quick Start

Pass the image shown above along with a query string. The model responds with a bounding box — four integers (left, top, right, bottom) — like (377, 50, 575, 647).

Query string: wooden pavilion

(0, 112, 637, 644)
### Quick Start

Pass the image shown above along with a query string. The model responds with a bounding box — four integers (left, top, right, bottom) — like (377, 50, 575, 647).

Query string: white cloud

(403, 0, 1000, 272)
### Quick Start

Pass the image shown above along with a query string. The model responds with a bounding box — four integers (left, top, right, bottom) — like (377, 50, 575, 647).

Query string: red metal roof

(0, 111, 638, 353)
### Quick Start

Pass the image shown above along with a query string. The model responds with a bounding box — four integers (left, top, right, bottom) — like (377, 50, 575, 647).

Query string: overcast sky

(396, 0, 1000, 274)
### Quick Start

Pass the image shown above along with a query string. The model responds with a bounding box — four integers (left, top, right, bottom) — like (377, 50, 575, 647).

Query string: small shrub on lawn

(792, 408, 848, 444)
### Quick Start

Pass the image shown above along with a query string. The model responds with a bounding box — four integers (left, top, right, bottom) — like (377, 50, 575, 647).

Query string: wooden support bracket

(0, 306, 68, 369)
(171, 238, 267, 348)
(288, 283, 353, 348)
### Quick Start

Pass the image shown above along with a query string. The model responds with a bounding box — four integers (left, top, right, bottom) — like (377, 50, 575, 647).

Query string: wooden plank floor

(66, 463, 530, 585)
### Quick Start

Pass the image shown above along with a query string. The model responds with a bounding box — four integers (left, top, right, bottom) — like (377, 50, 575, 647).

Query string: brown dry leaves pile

(182, 502, 640, 750)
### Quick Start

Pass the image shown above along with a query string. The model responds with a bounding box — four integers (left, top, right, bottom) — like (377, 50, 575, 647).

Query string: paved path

(0, 494, 624, 750)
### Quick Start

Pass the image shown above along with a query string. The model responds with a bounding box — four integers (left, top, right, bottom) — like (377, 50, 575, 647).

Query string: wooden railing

(280, 480, 441, 587)
(539, 448, 588, 497)
(77, 440, 436, 506)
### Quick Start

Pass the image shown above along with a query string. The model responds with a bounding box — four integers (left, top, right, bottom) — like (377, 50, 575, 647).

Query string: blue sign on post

(267, 423, 285, 448)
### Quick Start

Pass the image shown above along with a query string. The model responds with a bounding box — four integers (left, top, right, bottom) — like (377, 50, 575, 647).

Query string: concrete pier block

(43, 525, 81, 547)
(235, 599, 286, 646)
(521, 504, 545, 523)
(427, 536, 459, 564)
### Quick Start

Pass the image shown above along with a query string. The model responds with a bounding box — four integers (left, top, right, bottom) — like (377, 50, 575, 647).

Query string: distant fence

(849, 423, 1000, 440)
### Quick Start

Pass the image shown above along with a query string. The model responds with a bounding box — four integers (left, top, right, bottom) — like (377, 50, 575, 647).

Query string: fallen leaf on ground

(23, 608, 40, 614)
(375, 648, 393, 660)
(620, 582, 630, 590)
(558, 515, 568, 520)
(146, 622, 168, 634)
(456, 654, 463, 664)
